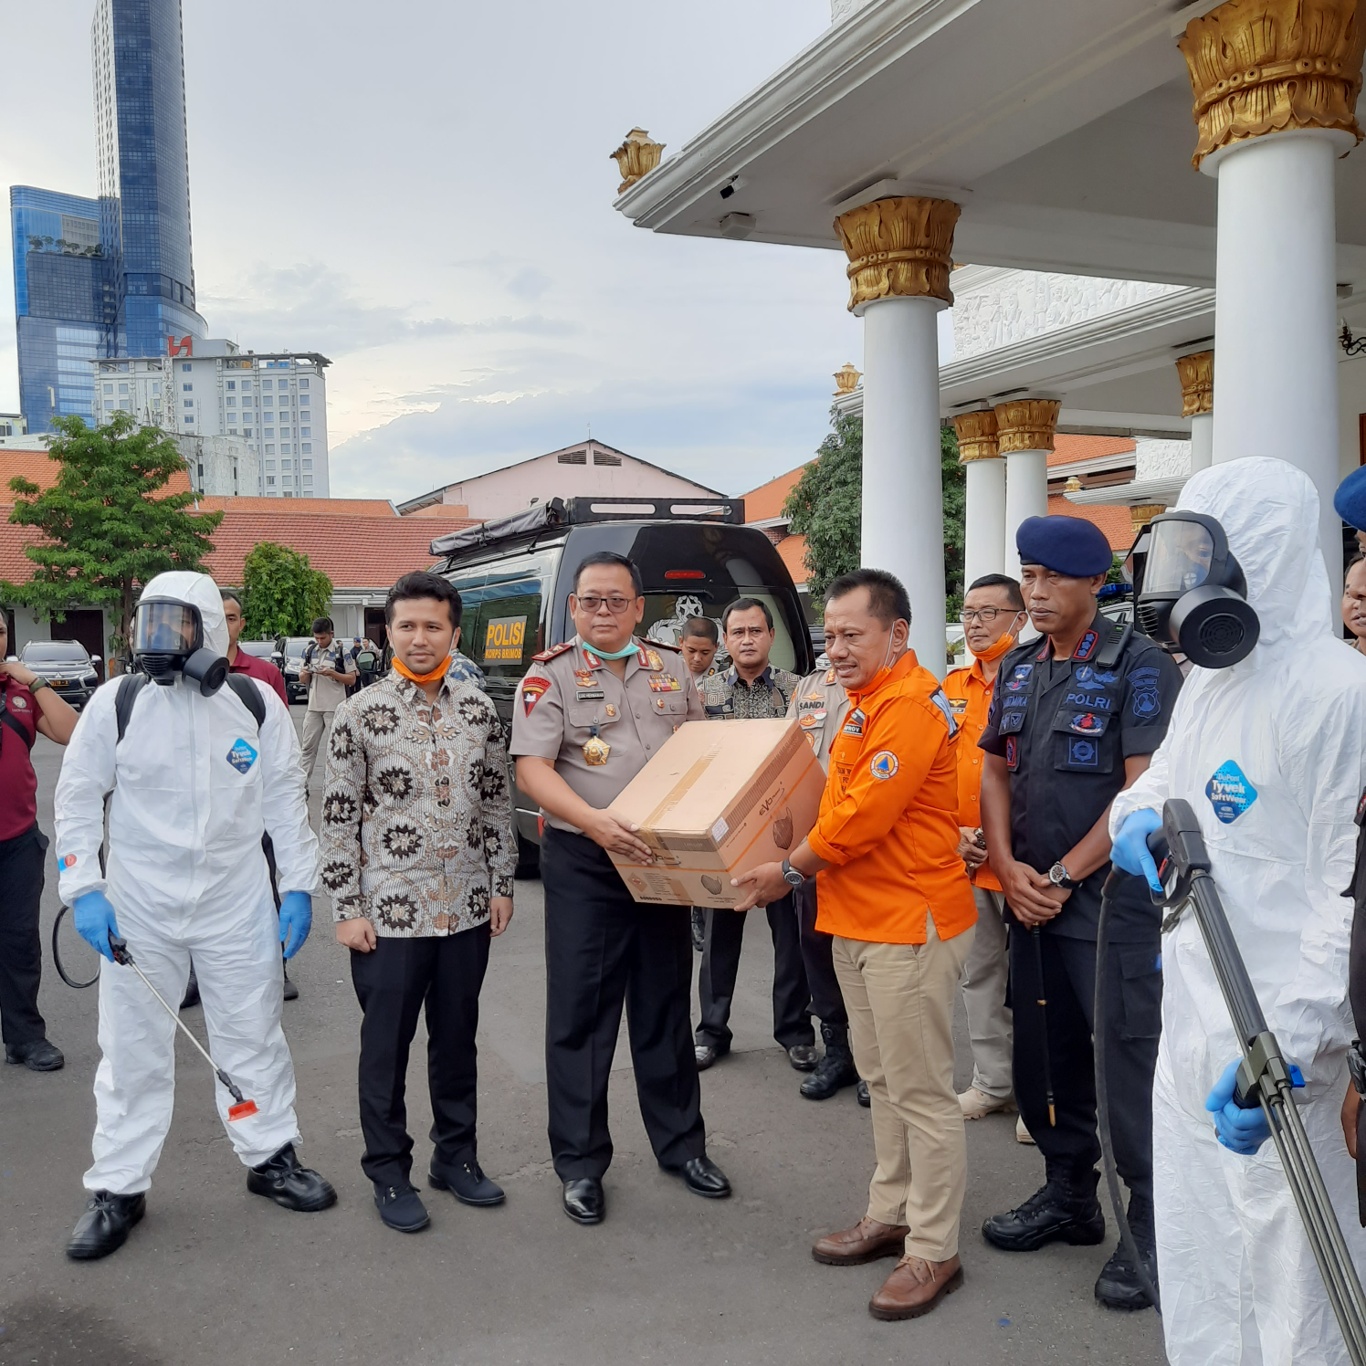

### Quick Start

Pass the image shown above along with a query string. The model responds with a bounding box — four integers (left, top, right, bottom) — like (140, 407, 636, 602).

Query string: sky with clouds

(0, 0, 864, 502)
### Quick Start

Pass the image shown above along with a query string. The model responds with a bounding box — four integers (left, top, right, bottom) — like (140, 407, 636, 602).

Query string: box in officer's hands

(607, 718, 826, 908)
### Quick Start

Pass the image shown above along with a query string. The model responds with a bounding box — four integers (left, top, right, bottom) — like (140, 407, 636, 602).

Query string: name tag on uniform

(575, 688, 605, 701)
(648, 674, 681, 692)
(842, 708, 865, 737)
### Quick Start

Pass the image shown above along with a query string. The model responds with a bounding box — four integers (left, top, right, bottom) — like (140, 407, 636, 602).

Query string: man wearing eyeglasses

(511, 551, 732, 1227)
(693, 599, 814, 1075)
(944, 576, 1029, 1134)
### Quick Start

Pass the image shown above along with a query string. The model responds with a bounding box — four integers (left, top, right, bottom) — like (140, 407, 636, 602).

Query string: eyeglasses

(575, 594, 636, 615)
(960, 607, 1015, 624)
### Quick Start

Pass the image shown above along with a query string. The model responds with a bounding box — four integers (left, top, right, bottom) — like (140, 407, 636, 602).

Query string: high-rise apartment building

(12, 0, 204, 433)
(9, 187, 114, 428)
(93, 339, 332, 496)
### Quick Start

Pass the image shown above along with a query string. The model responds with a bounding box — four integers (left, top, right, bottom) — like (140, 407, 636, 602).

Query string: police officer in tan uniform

(511, 551, 732, 1226)
(786, 664, 866, 1103)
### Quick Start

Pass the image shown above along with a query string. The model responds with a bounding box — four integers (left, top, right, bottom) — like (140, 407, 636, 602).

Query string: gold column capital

(952, 409, 1000, 462)
(993, 399, 1061, 455)
(833, 362, 861, 395)
(611, 128, 665, 194)
(1175, 350, 1215, 416)
(1178, 0, 1366, 168)
(833, 196, 960, 313)
(1131, 503, 1168, 534)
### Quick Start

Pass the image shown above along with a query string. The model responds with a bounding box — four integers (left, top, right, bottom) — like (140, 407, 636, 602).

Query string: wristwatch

(780, 858, 805, 888)
(1047, 861, 1077, 889)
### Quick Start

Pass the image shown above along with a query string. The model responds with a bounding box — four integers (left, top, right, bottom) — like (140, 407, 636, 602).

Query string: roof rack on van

(429, 495, 747, 557)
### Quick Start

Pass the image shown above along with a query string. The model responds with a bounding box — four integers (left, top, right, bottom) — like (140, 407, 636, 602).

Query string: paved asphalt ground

(0, 722, 1168, 1366)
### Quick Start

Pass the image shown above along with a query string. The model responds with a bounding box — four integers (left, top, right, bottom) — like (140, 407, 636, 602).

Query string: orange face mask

(393, 655, 452, 686)
(974, 629, 1019, 664)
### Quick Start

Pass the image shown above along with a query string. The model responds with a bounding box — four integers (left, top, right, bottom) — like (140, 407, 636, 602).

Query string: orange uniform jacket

(942, 657, 1002, 894)
(808, 650, 976, 946)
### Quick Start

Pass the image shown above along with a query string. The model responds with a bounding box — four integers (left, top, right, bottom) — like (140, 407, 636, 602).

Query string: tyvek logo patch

(226, 738, 258, 774)
(1206, 760, 1257, 824)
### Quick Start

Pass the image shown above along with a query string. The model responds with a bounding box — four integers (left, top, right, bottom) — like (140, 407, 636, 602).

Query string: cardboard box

(607, 718, 827, 908)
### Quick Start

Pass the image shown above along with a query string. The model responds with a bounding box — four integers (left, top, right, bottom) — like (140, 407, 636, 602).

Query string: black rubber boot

(800, 1023, 859, 1100)
(66, 1191, 145, 1261)
(246, 1143, 337, 1212)
(1095, 1192, 1158, 1311)
(981, 1167, 1106, 1252)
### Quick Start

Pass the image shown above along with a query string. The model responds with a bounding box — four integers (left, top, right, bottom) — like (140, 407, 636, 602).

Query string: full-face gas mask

(1129, 512, 1260, 668)
(131, 597, 229, 694)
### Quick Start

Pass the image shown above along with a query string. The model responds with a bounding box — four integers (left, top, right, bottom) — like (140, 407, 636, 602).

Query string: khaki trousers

(960, 886, 1013, 1099)
(833, 920, 973, 1262)
(300, 709, 334, 785)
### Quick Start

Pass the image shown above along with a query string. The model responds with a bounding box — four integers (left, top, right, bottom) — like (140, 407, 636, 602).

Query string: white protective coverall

(1110, 458, 1366, 1365)
(55, 572, 319, 1194)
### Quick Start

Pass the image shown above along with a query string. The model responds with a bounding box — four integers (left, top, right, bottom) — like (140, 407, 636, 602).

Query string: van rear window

(640, 590, 797, 673)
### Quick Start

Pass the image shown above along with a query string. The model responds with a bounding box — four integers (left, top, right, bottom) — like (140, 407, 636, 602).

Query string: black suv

(430, 496, 813, 875)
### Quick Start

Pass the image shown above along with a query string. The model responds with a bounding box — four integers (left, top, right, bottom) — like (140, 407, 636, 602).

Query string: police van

(429, 496, 814, 874)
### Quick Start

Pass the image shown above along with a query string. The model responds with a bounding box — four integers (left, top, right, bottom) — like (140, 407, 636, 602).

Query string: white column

(861, 294, 947, 669)
(1208, 131, 1347, 559)
(995, 399, 1059, 580)
(1190, 412, 1214, 472)
(964, 457, 1006, 586)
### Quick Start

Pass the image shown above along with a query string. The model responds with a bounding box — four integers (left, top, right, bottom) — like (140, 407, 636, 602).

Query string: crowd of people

(6, 454, 1366, 1352)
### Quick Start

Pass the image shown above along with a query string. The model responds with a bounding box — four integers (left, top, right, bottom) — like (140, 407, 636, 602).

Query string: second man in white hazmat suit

(1109, 458, 1366, 1364)
(55, 572, 336, 1260)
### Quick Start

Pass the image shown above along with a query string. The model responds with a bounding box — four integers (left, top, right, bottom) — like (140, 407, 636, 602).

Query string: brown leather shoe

(868, 1254, 964, 1320)
(811, 1216, 910, 1266)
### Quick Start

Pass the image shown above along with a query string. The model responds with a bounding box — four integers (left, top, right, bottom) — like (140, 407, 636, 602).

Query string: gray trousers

(300, 709, 334, 785)
(959, 885, 1013, 1098)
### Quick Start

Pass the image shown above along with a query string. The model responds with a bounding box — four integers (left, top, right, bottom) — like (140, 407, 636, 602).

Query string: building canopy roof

(615, 0, 1366, 302)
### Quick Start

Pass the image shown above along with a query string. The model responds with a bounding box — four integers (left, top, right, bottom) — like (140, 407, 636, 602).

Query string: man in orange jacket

(737, 568, 976, 1323)
(943, 575, 1028, 1130)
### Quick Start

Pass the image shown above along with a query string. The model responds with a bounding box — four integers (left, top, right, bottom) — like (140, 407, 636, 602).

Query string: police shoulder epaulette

(532, 641, 575, 663)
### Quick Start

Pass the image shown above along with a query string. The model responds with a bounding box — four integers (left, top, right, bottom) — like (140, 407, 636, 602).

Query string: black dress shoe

(694, 1042, 728, 1071)
(787, 1043, 819, 1071)
(562, 1177, 605, 1225)
(856, 1079, 870, 1107)
(675, 1155, 732, 1200)
(5, 1039, 64, 1071)
(246, 1143, 337, 1212)
(429, 1157, 505, 1207)
(981, 1172, 1105, 1252)
(66, 1191, 145, 1261)
(374, 1184, 430, 1232)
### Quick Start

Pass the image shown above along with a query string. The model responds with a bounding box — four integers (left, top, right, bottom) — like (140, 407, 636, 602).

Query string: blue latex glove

(279, 891, 312, 960)
(1112, 808, 1164, 895)
(73, 890, 120, 963)
(1204, 1056, 1303, 1156)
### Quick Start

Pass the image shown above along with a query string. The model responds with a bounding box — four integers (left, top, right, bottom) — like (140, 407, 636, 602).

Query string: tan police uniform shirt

(786, 665, 851, 774)
(510, 635, 704, 833)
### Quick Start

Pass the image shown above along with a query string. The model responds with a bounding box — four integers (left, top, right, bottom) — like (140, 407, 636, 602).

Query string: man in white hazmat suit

(55, 571, 336, 1260)
(1109, 457, 1366, 1364)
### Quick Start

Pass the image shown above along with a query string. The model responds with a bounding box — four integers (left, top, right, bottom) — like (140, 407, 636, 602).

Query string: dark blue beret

(1335, 466, 1366, 531)
(1016, 515, 1112, 576)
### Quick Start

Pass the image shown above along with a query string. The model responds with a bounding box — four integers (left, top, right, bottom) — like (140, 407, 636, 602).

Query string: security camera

(718, 175, 748, 200)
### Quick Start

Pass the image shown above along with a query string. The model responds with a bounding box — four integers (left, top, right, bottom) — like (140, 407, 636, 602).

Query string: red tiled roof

(742, 467, 807, 523)
(0, 506, 478, 591)
(776, 533, 809, 586)
(1, 447, 193, 497)
(192, 496, 397, 516)
(1046, 495, 1136, 552)
(203, 510, 477, 588)
(1047, 434, 1136, 468)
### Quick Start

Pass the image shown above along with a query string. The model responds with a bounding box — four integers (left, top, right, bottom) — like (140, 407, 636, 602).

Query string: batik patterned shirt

(320, 672, 516, 936)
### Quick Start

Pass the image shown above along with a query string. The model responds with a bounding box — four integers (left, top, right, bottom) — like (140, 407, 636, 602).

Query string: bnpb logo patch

(869, 750, 899, 781)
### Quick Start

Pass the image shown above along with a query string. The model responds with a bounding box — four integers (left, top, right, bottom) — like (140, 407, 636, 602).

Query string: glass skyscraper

(9, 187, 113, 428)
(12, 0, 205, 432)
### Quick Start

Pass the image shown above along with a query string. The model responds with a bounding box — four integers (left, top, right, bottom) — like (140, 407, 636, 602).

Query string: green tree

(240, 541, 333, 639)
(783, 409, 966, 615)
(1, 414, 221, 659)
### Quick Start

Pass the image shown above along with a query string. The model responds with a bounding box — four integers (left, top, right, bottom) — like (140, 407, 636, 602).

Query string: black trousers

(0, 825, 48, 1048)
(793, 876, 846, 1030)
(696, 896, 813, 1051)
(349, 924, 491, 1188)
(1009, 924, 1161, 1201)
(542, 826, 706, 1181)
